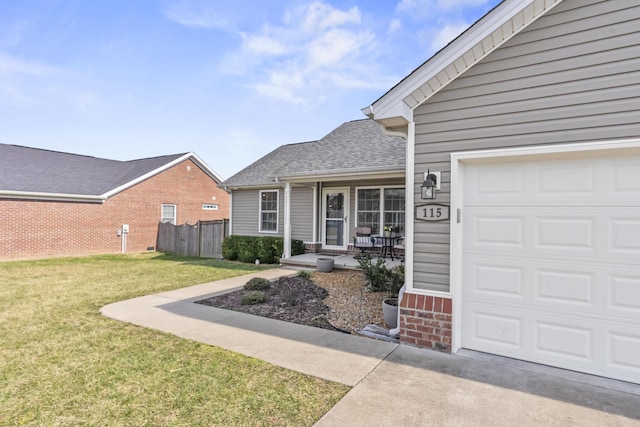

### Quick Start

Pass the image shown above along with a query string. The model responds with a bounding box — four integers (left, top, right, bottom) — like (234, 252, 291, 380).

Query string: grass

(0, 253, 350, 426)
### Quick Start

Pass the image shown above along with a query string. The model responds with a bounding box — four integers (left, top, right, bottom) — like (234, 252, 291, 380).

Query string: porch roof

(221, 119, 405, 189)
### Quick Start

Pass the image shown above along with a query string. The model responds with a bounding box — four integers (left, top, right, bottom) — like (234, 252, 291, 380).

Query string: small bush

(241, 291, 266, 305)
(296, 270, 312, 280)
(244, 277, 271, 291)
(357, 253, 404, 297)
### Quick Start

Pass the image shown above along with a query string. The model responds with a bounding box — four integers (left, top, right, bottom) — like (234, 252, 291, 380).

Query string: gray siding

(412, 0, 640, 292)
(291, 186, 314, 242)
(231, 188, 284, 237)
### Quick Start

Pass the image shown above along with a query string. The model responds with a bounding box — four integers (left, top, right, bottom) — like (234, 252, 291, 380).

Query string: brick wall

(0, 159, 229, 260)
(399, 293, 452, 352)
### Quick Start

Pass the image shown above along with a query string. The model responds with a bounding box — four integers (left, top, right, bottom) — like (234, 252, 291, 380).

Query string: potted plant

(381, 265, 404, 328)
(383, 225, 393, 237)
(357, 254, 404, 328)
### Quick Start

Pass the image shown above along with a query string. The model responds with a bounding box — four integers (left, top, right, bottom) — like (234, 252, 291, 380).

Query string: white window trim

(161, 203, 177, 225)
(355, 185, 405, 235)
(258, 189, 279, 234)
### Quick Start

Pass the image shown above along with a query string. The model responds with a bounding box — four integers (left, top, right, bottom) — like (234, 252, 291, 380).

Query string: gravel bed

(312, 270, 387, 333)
(197, 270, 388, 335)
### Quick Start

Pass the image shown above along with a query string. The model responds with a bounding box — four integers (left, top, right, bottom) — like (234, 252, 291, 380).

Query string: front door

(322, 188, 349, 251)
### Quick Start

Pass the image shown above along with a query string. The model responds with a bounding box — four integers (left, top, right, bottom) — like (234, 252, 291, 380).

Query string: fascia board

(365, 0, 562, 122)
(274, 169, 405, 183)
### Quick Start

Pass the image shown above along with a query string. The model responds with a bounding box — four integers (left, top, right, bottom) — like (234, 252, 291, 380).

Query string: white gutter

(0, 191, 106, 203)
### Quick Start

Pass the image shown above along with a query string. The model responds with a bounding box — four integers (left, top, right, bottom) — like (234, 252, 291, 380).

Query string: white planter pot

(316, 257, 334, 273)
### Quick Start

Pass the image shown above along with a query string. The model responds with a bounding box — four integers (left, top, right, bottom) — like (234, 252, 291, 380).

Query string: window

(356, 187, 405, 234)
(259, 190, 278, 233)
(357, 189, 380, 232)
(384, 188, 405, 234)
(161, 204, 177, 224)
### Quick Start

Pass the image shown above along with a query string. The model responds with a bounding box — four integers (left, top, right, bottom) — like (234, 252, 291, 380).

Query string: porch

(281, 252, 403, 270)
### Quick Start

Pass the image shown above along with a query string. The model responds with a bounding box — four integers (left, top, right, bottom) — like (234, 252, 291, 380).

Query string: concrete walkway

(101, 269, 640, 426)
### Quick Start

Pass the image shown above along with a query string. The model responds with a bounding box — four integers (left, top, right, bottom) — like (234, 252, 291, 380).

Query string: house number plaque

(416, 203, 450, 222)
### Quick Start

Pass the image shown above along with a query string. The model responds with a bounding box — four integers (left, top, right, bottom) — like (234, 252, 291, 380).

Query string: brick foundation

(399, 293, 452, 352)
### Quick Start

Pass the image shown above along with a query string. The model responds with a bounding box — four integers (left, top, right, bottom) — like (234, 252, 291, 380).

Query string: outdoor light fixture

(421, 170, 438, 199)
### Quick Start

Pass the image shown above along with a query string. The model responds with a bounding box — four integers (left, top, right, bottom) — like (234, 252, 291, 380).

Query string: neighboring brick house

(0, 144, 228, 260)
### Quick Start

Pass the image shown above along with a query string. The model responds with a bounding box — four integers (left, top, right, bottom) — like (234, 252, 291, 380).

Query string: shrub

(237, 237, 259, 263)
(244, 277, 271, 291)
(296, 270, 312, 280)
(241, 291, 266, 305)
(221, 236, 306, 264)
(221, 235, 240, 260)
(357, 253, 404, 297)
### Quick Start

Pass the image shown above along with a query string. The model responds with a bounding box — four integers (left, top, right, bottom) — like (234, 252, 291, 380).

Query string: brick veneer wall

(399, 293, 452, 352)
(0, 159, 229, 260)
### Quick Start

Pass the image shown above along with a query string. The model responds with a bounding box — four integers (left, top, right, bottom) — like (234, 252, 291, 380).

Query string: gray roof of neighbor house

(0, 144, 222, 201)
(222, 119, 406, 188)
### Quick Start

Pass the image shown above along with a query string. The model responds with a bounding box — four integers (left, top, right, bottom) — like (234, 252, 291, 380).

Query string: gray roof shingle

(223, 119, 405, 187)
(0, 144, 187, 196)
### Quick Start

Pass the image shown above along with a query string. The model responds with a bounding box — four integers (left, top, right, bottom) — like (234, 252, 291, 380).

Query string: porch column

(283, 182, 292, 259)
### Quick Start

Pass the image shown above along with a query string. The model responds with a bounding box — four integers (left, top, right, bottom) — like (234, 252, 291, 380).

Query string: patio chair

(353, 227, 375, 257)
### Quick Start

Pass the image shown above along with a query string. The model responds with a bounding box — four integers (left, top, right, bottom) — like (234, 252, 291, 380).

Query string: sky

(0, 0, 502, 179)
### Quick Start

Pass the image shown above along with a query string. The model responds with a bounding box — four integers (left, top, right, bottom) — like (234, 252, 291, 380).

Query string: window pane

(383, 188, 405, 234)
(357, 189, 380, 232)
(261, 212, 277, 232)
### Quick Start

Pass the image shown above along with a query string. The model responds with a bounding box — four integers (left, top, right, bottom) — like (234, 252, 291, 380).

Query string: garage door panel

(462, 152, 640, 384)
(535, 321, 594, 361)
(609, 274, 640, 316)
(609, 332, 640, 373)
(536, 269, 595, 307)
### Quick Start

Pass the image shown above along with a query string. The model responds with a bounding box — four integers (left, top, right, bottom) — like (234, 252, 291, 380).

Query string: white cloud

(430, 22, 471, 51)
(388, 19, 402, 33)
(163, 1, 231, 30)
(221, 1, 391, 104)
(397, 0, 491, 13)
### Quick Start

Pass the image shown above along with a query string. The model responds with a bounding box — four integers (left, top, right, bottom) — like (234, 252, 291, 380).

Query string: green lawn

(0, 253, 349, 426)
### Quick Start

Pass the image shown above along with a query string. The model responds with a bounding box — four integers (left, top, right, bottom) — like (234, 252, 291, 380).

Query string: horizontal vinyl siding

(231, 188, 284, 237)
(412, 0, 640, 292)
(291, 187, 314, 242)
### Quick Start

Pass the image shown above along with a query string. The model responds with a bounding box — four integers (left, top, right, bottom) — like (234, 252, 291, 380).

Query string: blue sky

(0, 0, 501, 179)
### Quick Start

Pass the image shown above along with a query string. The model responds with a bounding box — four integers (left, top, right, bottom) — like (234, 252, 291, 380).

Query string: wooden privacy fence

(156, 219, 229, 258)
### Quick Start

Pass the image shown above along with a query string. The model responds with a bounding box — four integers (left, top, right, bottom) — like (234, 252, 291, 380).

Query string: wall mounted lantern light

(421, 170, 438, 200)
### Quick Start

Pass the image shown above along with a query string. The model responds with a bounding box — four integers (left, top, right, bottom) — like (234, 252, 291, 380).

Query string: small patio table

(371, 234, 403, 261)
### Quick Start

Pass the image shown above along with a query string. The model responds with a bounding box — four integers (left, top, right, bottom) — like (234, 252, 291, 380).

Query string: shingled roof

(0, 144, 222, 202)
(222, 119, 405, 188)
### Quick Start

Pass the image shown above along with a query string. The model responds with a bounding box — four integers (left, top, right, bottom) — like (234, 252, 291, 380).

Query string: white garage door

(461, 152, 640, 384)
